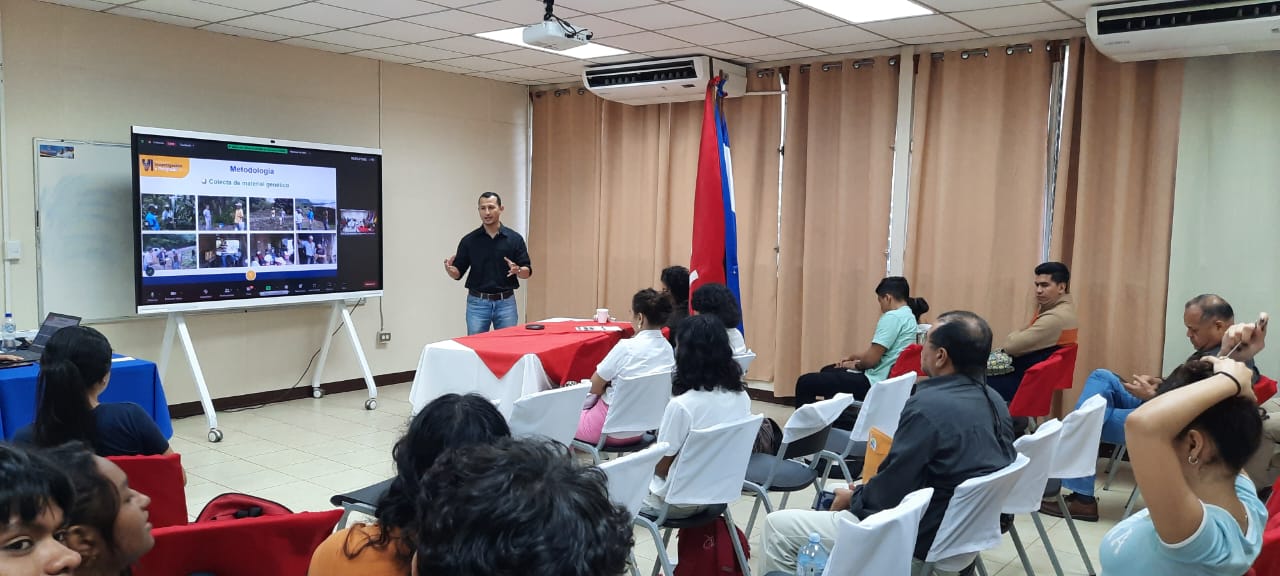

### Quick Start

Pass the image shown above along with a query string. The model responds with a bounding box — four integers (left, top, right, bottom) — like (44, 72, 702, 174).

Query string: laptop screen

(29, 313, 82, 352)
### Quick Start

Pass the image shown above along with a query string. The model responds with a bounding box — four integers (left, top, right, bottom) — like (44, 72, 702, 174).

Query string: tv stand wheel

(312, 388, 324, 399)
(364, 398, 377, 411)
(208, 429, 223, 443)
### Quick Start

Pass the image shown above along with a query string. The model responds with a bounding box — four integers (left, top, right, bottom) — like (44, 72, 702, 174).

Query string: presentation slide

(132, 127, 383, 313)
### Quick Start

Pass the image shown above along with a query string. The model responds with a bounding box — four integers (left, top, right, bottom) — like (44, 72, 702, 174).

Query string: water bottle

(796, 532, 829, 576)
(2, 313, 15, 352)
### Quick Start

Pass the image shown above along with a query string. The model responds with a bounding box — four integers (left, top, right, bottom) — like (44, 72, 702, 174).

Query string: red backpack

(674, 518, 751, 576)
(196, 493, 292, 523)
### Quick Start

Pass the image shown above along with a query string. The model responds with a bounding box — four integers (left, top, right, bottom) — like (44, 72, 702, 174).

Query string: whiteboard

(35, 139, 135, 322)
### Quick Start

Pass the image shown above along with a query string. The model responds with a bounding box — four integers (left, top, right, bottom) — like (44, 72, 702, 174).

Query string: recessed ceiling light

(475, 28, 629, 60)
(790, 0, 933, 24)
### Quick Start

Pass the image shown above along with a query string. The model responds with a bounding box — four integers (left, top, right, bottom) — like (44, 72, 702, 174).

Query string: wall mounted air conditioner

(1087, 0, 1280, 62)
(583, 57, 747, 106)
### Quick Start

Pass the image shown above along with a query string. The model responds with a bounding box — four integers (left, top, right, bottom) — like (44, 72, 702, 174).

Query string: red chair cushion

(107, 453, 187, 529)
(889, 344, 923, 380)
(133, 509, 343, 576)
(1009, 344, 1078, 418)
(1251, 477, 1280, 575)
(1256, 376, 1278, 405)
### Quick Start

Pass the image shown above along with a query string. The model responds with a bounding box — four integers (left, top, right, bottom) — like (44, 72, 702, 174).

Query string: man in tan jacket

(987, 262, 1078, 402)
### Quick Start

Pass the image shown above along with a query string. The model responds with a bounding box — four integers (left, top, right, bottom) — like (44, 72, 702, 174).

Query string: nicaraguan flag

(689, 75, 743, 331)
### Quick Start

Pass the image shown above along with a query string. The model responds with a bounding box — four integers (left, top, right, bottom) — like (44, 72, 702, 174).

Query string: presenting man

(445, 192, 532, 335)
(986, 261, 1078, 402)
(763, 311, 1016, 575)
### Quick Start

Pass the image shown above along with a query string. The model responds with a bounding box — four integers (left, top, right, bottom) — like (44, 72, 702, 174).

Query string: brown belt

(470, 290, 514, 301)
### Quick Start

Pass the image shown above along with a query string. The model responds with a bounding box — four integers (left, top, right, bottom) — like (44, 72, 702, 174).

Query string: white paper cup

(595, 308, 609, 323)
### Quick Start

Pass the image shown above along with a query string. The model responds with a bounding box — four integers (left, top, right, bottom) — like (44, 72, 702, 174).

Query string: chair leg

(779, 491, 792, 509)
(742, 482, 771, 538)
(1030, 512, 1064, 576)
(723, 507, 752, 576)
(1103, 444, 1126, 491)
(1009, 523, 1036, 576)
(628, 551, 640, 576)
(635, 517, 674, 576)
(915, 561, 935, 576)
(335, 505, 353, 531)
(975, 555, 990, 576)
(1059, 494, 1097, 576)
(1124, 487, 1141, 518)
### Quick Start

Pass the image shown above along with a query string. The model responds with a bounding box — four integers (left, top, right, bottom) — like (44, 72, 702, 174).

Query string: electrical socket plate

(377, 332, 392, 343)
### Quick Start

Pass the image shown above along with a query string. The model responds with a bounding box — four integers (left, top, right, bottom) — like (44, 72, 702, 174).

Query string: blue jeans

(1061, 369, 1145, 497)
(466, 294, 518, 335)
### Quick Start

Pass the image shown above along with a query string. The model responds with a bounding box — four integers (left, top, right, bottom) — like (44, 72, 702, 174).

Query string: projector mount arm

(540, 0, 592, 41)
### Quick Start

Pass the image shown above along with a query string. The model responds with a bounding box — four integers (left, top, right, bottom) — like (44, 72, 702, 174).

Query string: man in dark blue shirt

(445, 192, 532, 335)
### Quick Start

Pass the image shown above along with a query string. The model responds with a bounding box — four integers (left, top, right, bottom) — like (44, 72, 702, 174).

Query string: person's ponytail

(907, 296, 931, 321)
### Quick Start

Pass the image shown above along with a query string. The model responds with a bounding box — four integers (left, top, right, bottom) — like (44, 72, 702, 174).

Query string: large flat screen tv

(132, 127, 383, 314)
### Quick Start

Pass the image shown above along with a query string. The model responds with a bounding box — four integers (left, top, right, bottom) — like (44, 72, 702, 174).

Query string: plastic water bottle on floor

(2, 313, 15, 352)
(796, 532, 829, 576)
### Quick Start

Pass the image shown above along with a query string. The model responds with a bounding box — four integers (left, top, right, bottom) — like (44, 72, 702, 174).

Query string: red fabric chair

(888, 344, 923, 380)
(1009, 344, 1078, 418)
(107, 453, 187, 529)
(1250, 477, 1280, 575)
(1256, 376, 1278, 405)
(133, 509, 342, 576)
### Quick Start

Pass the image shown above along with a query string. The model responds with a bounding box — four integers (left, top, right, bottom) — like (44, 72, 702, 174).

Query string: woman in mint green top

(1100, 319, 1267, 575)
(793, 276, 928, 408)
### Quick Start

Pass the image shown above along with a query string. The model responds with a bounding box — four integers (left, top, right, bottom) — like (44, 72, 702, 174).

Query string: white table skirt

(409, 339, 556, 416)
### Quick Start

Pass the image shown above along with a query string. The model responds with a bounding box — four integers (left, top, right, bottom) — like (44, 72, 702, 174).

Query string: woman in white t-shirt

(575, 289, 675, 446)
(642, 314, 752, 518)
(1099, 319, 1267, 575)
(690, 283, 751, 356)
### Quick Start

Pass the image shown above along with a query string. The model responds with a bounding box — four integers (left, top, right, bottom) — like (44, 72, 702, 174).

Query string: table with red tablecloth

(409, 321, 634, 415)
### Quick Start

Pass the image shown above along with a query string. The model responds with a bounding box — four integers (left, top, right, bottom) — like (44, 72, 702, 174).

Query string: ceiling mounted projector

(523, 19, 592, 51)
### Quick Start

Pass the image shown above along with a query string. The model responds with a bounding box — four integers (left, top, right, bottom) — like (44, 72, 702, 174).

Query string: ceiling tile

(351, 49, 423, 63)
(599, 4, 713, 29)
(279, 37, 359, 53)
(660, 22, 761, 44)
(752, 49, 826, 62)
(984, 20, 1082, 36)
(731, 9, 846, 36)
(643, 47, 744, 61)
(899, 30, 989, 44)
(949, 3, 1066, 29)
(488, 49, 574, 66)
(40, 0, 117, 9)
(859, 14, 970, 39)
(351, 20, 454, 42)
(602, 31, 692, 52)
(1049, 0, 1094, 19)
(377, 43, 467, 60)
(303, 30, 403, 49)
(468, 71, 524, 82)
(419, 0, 491, 8)
(709, 37, 807, 57)
(412, 61, 478, 73)
(561, 15, 643, 38)
(489, 67, 566, 81)
(669, 0, 795, 20)
(541, 60, 588, 75)
(221, 14, 334, 36)
(200, 23, 287, 41)
(421, 35, 516, 54)
(588, 53, 645, 63)
(915, 0, 1038, 11)
(822, 39, 904, 55)
(463, 0, 580, 24)
(438, 55, 518, 71)
(557, 0, 656, 12)
(113, 0, 249, 21)
(780, 26, 883, 49)
(319, 0, 446, 19)
(107, 7, 207, 27)
(268, 4, 387, 28)
(200, 0, 297, 10)
(406, 10, 514, 34)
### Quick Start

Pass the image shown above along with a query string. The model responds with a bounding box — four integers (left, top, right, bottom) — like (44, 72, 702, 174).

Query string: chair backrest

(107, 453, 188, 529)
(734, 352, 758, 375)
(926, 453, 1030, 569)
(850, 372, 917, 442)
(132, 509, 343, 576)
(1257, 375, 1278, 404)
(599, 442, 670, 519)
(824, 488, 934, 576)
(665, 414, 764, 507)
(1050, 394, 1107, 479)
(888, 344, 924, 380)
(507, 382, 591, 447)
(1003, 419, 1064, 514)
(601, 372, 672, 438)
(1009, 344, 1078, 418)
(783, 393, 856, 446)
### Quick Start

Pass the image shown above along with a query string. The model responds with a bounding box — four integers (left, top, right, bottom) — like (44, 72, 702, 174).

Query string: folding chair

(108, 453, 187, 528)
(915, 454, 1030, 576)
(572, 372, 672, 464)
(1001, 419, 1064, 576)
(743, 394, 855, 536)
(635, 414, 763, 576)
(508, 381, 592, 447)
(1009, 344, 1077, 419)
(133, 509, 343, 576)
(735, 352, 758, 375)
(330, 478, 393, 529)
(814, 372, 916, 488)
(1042, 394, 1106, 576)
(600, 443, 670, 576)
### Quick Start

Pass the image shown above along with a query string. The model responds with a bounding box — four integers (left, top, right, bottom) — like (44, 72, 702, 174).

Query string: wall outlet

(377, 331, 392, 343)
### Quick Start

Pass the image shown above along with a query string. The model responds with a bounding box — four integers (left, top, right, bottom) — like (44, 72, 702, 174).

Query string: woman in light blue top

(1100, 318, 1268, 575)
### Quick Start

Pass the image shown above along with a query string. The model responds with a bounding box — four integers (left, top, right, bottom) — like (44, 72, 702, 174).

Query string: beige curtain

(906, 43, 1057, 341)
(775, 58, 900, 398)
(1052, 40, 1184, 410)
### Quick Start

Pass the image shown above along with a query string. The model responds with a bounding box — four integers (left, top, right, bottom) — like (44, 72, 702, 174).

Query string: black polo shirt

(454, 225, 532, 294)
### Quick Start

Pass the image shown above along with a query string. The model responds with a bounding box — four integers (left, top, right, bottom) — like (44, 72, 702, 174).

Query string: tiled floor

(171, 383, 1137, 575)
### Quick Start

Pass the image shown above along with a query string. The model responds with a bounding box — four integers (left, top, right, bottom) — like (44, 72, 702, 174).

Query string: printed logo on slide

(138, 155, 190, 178)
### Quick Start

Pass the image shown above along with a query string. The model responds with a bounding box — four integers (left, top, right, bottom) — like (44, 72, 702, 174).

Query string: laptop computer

(7, 312, 82, 362)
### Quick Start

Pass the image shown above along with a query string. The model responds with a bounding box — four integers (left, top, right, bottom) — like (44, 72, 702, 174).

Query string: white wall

(0, 0, 530, 403)
(1164, 51, 1280, 377)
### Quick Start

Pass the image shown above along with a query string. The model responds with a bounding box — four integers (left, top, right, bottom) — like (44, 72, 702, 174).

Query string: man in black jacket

(762, 311, 1016, 575)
